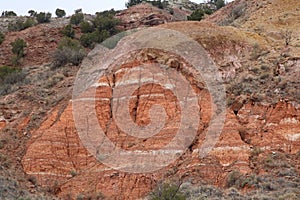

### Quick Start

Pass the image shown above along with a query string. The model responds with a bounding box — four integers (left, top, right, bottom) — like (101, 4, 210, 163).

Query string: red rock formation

(22, 22, 300, 199)
(0, 24, 64, 66)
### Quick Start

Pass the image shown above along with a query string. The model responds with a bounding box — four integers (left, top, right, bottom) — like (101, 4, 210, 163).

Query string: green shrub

(36, 12, 52, 23)
(78, 9, 120, 48)
(11, 38, 27, 57)
(94, 14, 120, 35)
(184, 185, 224, 199)
(27, 175, 37, 186)
(251, 147, 263, 156)
(52, 37, 86, 68)
(28, 10, 37, 17)
(0, 32, 4, 45)
(150, 182, 186, 200)
(61, 24, 75, 38)
(4, 70, 26, 85)
(126, 0, 143, 8)
(80, 32, 97, 48)
(80, 21, 94, 33)
(0, 66, 26, 95)
(188, 6, 213, 21)
(70, 170, 77, 177)
(80, 30, 109, 48)
(57, 37, 81, 50)
(125, 0, 169, 8)
(55, 8, 66, 18)
(23, 18, 36, 29)
(230, 2, 247, 19)
(260, 73, 270, 80)
(188, 9, 205, 21)
(8, 18, 36, 32)
(148, 0, 168, 9)
(96, 9, 118, 17)
(11, 55, 22, 67)
(0, 66, 20, 81)
(10, 38, 27, 66)
(1, 11, 17, 17)
(8, 19, 23, 31)
(200, 5, 214, 15)
(226, 170, 242, 188)
(214, 0, 226, 10)
(70, 12, 84, 25)
(76, 193, 105, 200)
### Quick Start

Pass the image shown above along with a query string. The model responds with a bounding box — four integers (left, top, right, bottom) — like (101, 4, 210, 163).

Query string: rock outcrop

(116, 3, 175, 30)
(0, 24, 63, 66)
(22, 21, 300, 199)
(0, 0, 299, 199)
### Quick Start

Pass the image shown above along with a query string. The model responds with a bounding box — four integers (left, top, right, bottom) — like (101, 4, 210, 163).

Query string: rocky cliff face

(0, 0, 300, 199)
(22, 20, 300, 199)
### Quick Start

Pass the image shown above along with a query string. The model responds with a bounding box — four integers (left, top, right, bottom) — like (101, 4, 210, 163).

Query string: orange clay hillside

(0, 0, 299, 199)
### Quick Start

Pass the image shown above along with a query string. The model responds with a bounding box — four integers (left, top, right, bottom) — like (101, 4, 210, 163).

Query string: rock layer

(22, 22, 300, 199)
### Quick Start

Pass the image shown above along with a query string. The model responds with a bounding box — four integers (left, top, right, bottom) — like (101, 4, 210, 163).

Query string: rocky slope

(115, 3, 175, 30)
(1, 0, 300, 199)
(21, 20, 300, 199)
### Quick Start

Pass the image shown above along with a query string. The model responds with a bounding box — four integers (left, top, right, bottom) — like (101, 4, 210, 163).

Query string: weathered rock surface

(116, 3, 175, 30)
(0, 0, 298, 199)
(0, 24, 63, 66)
(22, 21, 300, 199)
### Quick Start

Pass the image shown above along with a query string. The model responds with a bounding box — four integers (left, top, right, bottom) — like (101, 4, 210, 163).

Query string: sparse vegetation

(125, 0, 168, 9)
(61, 24, 75, 38)
(52, 37, 86, 68)
(219, 2, 247, 25)
(8, 18, 36, 32)
(283, 29, 292, 46)
(10, 38, 27, 66)
(251, 146, 263, 156)
(80, 30, 106, 48)
(184, 185, 224, 199)
(226, 170, 243, 188)
(11, 38, 26, 57)
(0, 65, 20, 81)
(79, 10, 120, 48)
(149, 182, 186, 200)
(188, 6, 213, 21)
(231, 2, 247, 20)
(1, 11, 17, 17)
(76, 193, 105, 200)
(182, 174, 300, 199)
(55, 8, 66, 18)
(36, 12, 52, 23)
(28, 175, 37, 186)
(70, 170, 77, 177)
(28, 10, 37, 17)
(126, 0, 143, 8)
(70, 12, 84, 25)
(0, 32, 4, 44)
(213, 0, 226, 10)
(93, 10, 120, 35)
(149, 0, 168, 9)
(80, 21, 94, 33)
(0, 66, 26, 95)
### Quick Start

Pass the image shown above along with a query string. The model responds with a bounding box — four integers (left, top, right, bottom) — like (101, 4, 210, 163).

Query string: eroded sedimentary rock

(22, 23, 300, 199)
